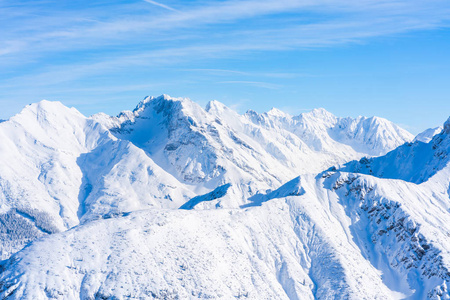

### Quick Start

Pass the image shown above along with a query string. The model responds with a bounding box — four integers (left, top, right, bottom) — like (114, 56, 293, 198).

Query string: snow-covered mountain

(92, 95, 413, 207)
(2, 154, 450, 298)
(1, 95, 447, 299)
(414, 126, 443, 143)
(0, 100, 195, 258)
(245, 106, 413, 157)
(340, 117, 450, 184)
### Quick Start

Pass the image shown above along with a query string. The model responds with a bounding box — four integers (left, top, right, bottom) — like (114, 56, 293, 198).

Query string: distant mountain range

(0, 95, 448, 299)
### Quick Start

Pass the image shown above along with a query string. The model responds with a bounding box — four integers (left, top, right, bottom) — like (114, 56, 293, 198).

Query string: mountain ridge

(0, 95, 448, 299)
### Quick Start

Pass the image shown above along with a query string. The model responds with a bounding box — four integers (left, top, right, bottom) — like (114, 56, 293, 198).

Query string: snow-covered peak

(5, 100, 112, 153)
(93, 94, 215, 150)
(243, 107, 293, 130)
(205, 100, 245, 133)
(205, 99, 228, 113)
(131, 94, 213, 129)
(245, 109, 257, 115)
(293, 108, 337, 132)
(361, 116, 402, 131)
(135, 94, 172, 110)
(331, 115, 414, 156)
(414, 126, 443, 143)
(134, 94, 198, 114)
(244, 103, 413, 156)
(133, 94, 176, 112)
(339, 115, 450, 183)
(27, 99, 67, 110)
(294, 108, 336, 126)
(14, 100, 83, 122)
(245, 107, 336, 128)
(303, 107, 336, 121)
(266, 107, 290, 118)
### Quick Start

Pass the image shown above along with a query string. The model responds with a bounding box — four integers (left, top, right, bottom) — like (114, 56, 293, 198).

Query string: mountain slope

(0, 96, 414, 259)
(0, 187, 396, 300)
(414, 126, 443, 143)
(0, 100, 194, 258)
(0, 95, 432, 299)
(245, 107, 413, 156)
(340, 117, 450, 183)
(94, 95, 304, 205)
(3, 166, 449, 299)
(0, 100, 108, 258)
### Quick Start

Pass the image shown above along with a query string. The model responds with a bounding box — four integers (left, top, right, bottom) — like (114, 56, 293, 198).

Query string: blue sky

(1, 0, 450, 133)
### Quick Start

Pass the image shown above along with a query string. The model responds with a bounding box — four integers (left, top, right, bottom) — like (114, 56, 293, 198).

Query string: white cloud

(1, 0, 450, 87)
(143, 0, 178, 12)
(3, 0, 450, 58)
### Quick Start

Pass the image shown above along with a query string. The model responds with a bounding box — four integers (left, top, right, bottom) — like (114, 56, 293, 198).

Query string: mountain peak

(134, 94, 192, 114)
(414, 126, 443, 143)
(205, 100, 228, 113)
(127, 94, 215, 129)
(307, 107, 335, 119)
(12, 100, 83, 124)
(295, 107, 337, 129)
(29, 99, 69, 112)
(266, 107, 289, 117)
(366, 115, 393, 127)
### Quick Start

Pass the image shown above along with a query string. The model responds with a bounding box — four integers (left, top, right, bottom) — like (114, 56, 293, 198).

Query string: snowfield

(2, 170, 450, 299)
(0, 95, 448, 299)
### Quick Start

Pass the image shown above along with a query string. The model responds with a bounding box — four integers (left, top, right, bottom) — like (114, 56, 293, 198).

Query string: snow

(3, 167, 450, 299)
(180, 183, 231, 210)
(0, 95, 448, 299)
(0, 99, 194, 258)
(414, 127, 443, 143)
(340, 120, 450, 184)
(0, 195, 395, 299)
(92, 94, 412, 208)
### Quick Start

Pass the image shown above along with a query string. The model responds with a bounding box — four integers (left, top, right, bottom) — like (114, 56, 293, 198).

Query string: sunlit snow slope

(1, 95, 444, 300)
(0, 100, 195, 258)
(2, 165, 450, 299)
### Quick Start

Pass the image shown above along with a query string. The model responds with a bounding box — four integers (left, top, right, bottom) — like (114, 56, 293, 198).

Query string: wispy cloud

(143, 0, 178, 12)
(2, 0, 450, 61)
(1, 0, 450, 117)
